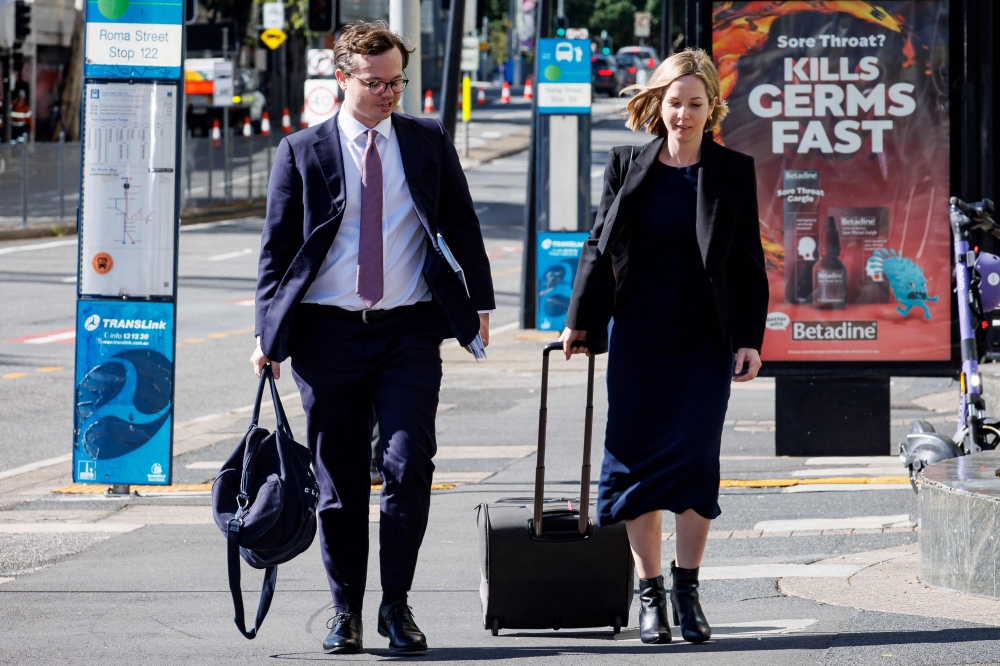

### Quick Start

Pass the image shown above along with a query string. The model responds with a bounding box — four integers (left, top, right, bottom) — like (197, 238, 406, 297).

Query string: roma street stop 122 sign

(84, 0, 183, 79)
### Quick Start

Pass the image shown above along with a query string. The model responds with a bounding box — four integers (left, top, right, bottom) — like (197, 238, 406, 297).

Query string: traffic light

(555, 15, 568, 38)
(14, 0, 30, 45)
(599, 30, 612, 55)
(308, 0, 334, 32)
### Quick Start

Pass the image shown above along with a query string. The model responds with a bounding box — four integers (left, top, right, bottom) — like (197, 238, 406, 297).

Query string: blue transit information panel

(73, 300, 175, 485)
(536, 39, 592, 114)
(85, 0, 183, 79)
(537, 232, 589, 331)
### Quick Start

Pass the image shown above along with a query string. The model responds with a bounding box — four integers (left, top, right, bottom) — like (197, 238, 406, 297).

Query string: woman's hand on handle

(251, 340, 279, 379)
(559, 328, 589, 361)
(733, 348, 761, 383)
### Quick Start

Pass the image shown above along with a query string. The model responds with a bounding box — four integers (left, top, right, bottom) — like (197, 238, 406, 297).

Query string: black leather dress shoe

(323, 612, 363, 653)
(377, 601, 428, 652)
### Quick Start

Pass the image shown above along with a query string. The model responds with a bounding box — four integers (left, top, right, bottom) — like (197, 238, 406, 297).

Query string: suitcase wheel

(613, 614, 622, 635)
(491, 617, 499, 636)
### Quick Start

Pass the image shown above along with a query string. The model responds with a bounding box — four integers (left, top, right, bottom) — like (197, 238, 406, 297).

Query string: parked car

(617, 45, 660, 71)
(185, 58, 267, 137)
(591, 55, 625, 96)
(615, 54, 643, 90)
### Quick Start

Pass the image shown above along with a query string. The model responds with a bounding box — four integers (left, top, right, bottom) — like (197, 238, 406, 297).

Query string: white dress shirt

(301, 112, 431, 310)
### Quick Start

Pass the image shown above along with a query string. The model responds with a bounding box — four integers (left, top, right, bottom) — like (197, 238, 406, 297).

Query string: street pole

(661, 0, 673, 58)
(520, 0, 551, 329)
(58, 130, 64, 222)
(440, 0, 465, 138)
(3, 51, 11, 144)
(19, 137, 26, 226)
(390, 0, 422, 116)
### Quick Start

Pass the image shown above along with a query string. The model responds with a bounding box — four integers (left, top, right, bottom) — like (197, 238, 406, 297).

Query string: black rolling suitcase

(476, 342, 634, 636)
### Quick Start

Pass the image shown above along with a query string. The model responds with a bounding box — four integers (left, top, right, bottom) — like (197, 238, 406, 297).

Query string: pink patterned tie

(356, 129, 384, 308)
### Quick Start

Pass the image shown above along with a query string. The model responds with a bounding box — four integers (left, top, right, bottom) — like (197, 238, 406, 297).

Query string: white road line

(0, 454, 72, 481)
(231, 298, 255, 306)
(23, 331, 76, 344)
(184, 462, 222, 469)
(804, 456, 901, 466)
(491, 321, 520, 335)
(791, 467, 904, 477)
(0, 239, 77, 255)
(0, 578, 12, 585)
(700, 564, 863, 580)
(60, 276, 77, 283)
(754, 515, 914, 532)
(0, 523, 144, 534)
(208, 248, 253, 261)
(435, 445, 536, 459)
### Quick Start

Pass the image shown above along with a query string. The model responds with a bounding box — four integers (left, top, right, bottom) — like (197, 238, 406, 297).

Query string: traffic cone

(299, 105, 308, 130)
(260, 110, 271, 136)
(242, 116, 252, 138)
(523, 77, 533, 100)
(423, 89, 435, 113)
(281, 107, 292, 134)
(500, 81, 511, 104)
(456, 87, 463, 107)
(211, 119, 222, 147)
(477, 87, 486, 106)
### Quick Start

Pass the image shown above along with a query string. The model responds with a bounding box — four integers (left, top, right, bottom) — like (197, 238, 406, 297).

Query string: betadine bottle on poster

(813, 216, 848, 310)
(782, 170, 821, 304)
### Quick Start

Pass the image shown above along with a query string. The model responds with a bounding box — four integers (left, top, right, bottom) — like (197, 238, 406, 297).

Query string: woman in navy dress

(561, 49, 768, 645)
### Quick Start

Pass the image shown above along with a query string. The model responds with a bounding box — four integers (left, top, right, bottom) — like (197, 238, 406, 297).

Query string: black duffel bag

(212, 364, 320, 639)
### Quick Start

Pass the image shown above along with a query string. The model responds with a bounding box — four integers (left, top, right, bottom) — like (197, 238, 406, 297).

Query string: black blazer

(254, 111, 495, 362)
(566, 136, 768, 354)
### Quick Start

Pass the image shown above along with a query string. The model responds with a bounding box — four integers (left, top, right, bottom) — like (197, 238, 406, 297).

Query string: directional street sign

(261, 2, 284, 30)
(260, 28, 287, 50)
(536, 38, 591, 114)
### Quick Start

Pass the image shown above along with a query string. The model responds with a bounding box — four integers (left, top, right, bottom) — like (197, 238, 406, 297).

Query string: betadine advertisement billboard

(712, 1, 950, 362)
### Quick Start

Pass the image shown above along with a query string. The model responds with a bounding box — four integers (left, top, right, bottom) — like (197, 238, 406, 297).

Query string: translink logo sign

(84, 314, 101, 331)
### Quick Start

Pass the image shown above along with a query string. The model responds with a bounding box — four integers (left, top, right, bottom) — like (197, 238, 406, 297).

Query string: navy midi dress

(597, 160, 734, 525)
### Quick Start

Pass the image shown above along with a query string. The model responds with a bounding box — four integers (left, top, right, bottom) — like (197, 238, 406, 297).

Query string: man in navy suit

(251, 22, 495, 654)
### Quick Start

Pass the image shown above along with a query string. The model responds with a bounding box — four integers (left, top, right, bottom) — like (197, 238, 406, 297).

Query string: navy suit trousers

(289, 301, 448, 613)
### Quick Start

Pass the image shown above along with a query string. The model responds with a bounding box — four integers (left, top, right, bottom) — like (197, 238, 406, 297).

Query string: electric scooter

(901, 197, 1000, 491)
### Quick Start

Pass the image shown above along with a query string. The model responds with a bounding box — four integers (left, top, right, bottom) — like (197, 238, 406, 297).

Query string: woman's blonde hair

(622, 48, 728, 136)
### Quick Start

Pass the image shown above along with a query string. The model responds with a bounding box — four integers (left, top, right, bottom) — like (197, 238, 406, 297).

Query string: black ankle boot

(637, 576, 671, 644)
(670, 561, 710, 643)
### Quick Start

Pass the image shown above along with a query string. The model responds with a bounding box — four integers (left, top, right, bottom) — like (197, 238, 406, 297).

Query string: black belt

(298, 302, 427, 323)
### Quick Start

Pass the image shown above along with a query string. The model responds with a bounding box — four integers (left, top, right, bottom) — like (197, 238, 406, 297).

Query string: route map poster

(73, 300, 174, 485)
(80, 82, 177, 298)
(712, 1, 951, 362)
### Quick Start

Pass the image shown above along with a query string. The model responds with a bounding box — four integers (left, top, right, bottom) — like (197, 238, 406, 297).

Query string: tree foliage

(588, 0, 637, 52)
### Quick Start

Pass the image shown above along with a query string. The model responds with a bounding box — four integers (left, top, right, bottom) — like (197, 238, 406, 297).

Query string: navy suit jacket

(255, 111, 496, 362)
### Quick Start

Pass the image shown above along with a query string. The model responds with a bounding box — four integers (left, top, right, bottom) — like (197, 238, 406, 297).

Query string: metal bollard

(58, 131, 65, 223)
(247, 130, 253, 199)
(20, 139, 27, 228)
(208, 137, 214, 202)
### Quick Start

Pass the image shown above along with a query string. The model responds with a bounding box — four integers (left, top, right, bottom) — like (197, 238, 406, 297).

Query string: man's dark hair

(335, 21, 414, 74)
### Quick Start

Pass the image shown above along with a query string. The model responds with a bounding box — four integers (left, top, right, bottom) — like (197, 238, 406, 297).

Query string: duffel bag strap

(226, 519, 277, 639)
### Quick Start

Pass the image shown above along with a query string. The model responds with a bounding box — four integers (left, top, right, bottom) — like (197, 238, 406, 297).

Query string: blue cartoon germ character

(869, 249, 939, 319)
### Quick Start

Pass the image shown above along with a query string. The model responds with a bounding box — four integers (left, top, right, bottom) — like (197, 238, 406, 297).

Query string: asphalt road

(2, 103, 998, 664)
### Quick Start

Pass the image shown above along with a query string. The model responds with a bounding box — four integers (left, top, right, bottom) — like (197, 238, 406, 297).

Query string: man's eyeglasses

(349, 74, 409, 95)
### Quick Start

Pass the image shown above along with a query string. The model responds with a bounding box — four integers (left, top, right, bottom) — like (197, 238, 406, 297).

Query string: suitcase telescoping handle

(533, 341, 596, 537)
